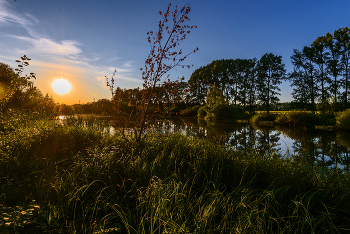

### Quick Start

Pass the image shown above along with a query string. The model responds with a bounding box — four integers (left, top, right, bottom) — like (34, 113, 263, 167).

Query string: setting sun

(52, 78, 71, 95)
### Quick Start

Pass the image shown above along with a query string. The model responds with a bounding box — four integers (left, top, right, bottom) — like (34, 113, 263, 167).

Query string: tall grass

(1, 115, 350, 233)
(275, 111, 319, 127)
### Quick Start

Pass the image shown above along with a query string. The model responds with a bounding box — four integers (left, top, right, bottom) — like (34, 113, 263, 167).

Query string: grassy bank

(250, 111, 341, 129)
(1, 114, 350, 233)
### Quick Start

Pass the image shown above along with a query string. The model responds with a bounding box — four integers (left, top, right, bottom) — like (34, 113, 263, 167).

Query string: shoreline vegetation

(60, 105, 350, 131)
(1, 112, 350, 233)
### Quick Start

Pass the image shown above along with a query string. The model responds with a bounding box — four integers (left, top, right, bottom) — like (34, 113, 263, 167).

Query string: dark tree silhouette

(256, 53, 286, 114)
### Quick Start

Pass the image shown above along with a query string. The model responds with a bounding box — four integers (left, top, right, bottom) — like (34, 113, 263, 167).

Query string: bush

(197, 106, 209, 119)
(318, 113, 336, 126)
(336, 109, 350, 130)
(317, 99, 334, 114)
(169, 105, 181, 115)
(275, 111, 319, 127)
(180, 105, 201, 117)
(251, 112, 276, 124)
(204, 104, 245, 121)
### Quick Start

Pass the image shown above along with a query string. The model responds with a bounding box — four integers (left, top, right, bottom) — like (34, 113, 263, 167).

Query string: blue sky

(1, 0, 350, 104)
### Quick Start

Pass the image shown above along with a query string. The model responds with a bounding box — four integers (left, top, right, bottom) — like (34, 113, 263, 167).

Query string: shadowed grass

(1, 115, 350, 233)
(275, 111, 320, 127)
(336, 109, 350, 130)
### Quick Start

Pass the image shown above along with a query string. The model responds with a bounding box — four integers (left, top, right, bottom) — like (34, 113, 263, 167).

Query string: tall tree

(236, 58, 257, 113)
(325, 32, 342, 110)
(189, 59, 236, 104)
(211, 59, 234, 102)
(189, 58, 257, 111)
(256, 53, 286, 113)
(188, 66, 211, 104)
(334, 27, 350, 109)
(311, 36, 330, 104)
(289, 46, 319, 113)
(206, 85, 227, 108)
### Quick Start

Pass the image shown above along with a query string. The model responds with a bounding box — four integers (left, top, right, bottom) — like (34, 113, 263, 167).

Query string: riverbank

(1, 115, 350, 233)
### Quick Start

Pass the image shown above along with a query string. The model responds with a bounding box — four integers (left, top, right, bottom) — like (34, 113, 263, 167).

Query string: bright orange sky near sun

(31, 64, 110, 105)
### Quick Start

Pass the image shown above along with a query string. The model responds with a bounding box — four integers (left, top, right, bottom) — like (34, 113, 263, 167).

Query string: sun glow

(52, 78, 71, 95)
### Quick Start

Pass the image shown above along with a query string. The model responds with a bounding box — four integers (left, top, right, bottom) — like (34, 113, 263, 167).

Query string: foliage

(185, 26, 350, 115)
(106, 3, 198, 142)
(318, 113, 336, 126)
(275, 111, 320, 127)
(0, 56, 56, 113)
(0, 63, 18, 108)
(204, 104, 246, 121)
(179, 105, 201, 117)
(288, 46, 320, 113)
(300, 27, 350, 112)
(3, 56, 37, 109)
(188, 58, 257, 111)
(317, 98, 334, 114)
(251, 112, 277, 124)
(336, 108, 350, 130)
(197, 105, 209, 119)
(256, 53, 286, 114)
(206, 85, 227, 108)
(196, 85, 246, 121)
(334, 27, 350, 109)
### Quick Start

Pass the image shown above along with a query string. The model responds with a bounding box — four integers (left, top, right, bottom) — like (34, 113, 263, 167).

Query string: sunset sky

(1, 0, 350, 104)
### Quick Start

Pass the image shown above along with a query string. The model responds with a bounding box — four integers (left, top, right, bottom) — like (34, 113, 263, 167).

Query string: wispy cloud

(0, 0, 38, 28)
(12, 36, 82, 57)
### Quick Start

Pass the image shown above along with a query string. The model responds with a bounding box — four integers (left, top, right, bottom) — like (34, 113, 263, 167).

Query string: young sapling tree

(107, 2, 198, 141)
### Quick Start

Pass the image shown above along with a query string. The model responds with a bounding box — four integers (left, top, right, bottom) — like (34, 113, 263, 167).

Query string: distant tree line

(188, 53, 286, 114)
(188, 26, 350, 114)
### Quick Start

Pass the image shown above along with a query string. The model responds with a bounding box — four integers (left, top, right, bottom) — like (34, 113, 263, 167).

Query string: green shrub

(197, 106, 208, 119)
(275, 111, 319, 127)
(251, 112, 276, 123)
(180, 105, 201, 117)
(204, 104, 245, 121)
(162, 105, 182, 116)
(317, 99, 334, 114)
(169, 105, 181, 114)
(318, 113, 336, 126)
(336, 109, 350, 130)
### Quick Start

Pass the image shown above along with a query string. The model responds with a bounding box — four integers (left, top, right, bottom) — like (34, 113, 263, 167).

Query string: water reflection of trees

(274, 126, 350, 172)
(151, 119, 350, 172)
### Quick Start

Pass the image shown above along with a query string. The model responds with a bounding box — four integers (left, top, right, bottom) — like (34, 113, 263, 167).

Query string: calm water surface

(58, 116, 350, 171)
(143, 118, 350, 171)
